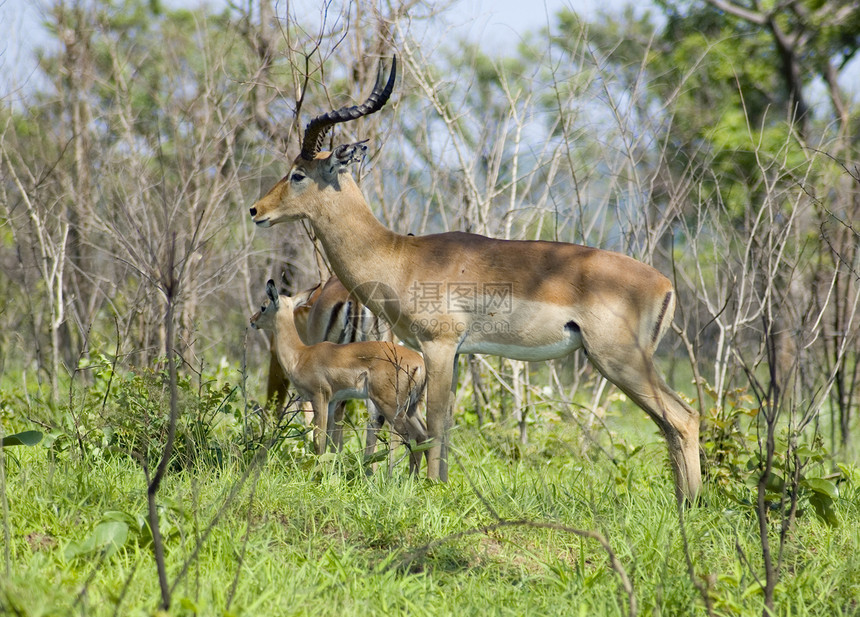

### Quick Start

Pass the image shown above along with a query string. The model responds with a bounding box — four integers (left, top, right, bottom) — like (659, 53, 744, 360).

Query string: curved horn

(299, 56, 397, 161)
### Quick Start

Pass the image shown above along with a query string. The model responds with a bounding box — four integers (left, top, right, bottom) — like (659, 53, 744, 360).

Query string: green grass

(2, 383, 859, 617)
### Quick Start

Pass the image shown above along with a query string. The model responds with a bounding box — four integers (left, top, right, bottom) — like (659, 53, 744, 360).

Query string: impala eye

(290, 171, 306, 183)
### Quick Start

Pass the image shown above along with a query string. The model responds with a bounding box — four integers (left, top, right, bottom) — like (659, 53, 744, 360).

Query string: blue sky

(0, 0, 629, 93)
(446, 0, 600, 45)
(4, 0, 854, 105)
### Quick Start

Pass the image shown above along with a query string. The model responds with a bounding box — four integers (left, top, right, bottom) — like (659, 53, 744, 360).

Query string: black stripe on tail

(652, 291, 673, 346)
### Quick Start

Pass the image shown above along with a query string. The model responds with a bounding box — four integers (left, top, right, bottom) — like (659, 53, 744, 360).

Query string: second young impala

(251, 280, 429, 473)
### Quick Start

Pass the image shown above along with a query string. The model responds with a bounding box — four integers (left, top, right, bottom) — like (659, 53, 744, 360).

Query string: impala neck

(273, 307, 308, 376)
(309, 176, 403, 289)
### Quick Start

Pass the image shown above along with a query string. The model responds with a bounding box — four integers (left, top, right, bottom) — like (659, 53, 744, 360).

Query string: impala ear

(328, 140, 369, 174)
(292, 287, 312, 308)
(266, 279, 279, 309)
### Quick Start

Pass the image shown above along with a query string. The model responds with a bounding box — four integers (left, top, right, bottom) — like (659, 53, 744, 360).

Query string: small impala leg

(405, 404, 430, 475)
(407, 438, 422, 475)
(301, 401, 314, 426)
(330, 401, 345, 452)
(364, 401, 385, 472)
(311, 395, 329, 456)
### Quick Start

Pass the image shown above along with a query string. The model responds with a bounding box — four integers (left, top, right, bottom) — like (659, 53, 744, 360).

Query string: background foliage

(1, 0, 858, 615)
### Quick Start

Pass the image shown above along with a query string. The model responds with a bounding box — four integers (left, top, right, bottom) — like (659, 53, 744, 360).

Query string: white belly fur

(330, 386, 369, 403)
(455, 298, 584, 360)
(457, 332, 582, 360)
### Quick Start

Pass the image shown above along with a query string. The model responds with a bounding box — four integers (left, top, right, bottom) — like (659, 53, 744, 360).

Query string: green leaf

(408, 440, 435, 454)
(836, 463, 856, 483)
(363, 449, 390, 466)
(65, 520, 129, 559)
(178, 597, 199, 613)
(0, 430, 43, 447)
(92, 521, 129, 556)
(101, 510, 138, 526)
(64, 537, 95, 560)
(742, 581, 764, 599)
(764, 472, 785, 494)
(794, 445, 820, 460)
(803, 477, 839, 500)
(809, 492, 839, 527)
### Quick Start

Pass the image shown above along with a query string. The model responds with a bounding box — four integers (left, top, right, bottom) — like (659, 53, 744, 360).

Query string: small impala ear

(329, 140, 369, 174)
(266, 279, 279, 308)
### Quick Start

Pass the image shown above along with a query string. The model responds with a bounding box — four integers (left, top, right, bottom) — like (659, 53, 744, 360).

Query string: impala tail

(651, 290, 676, 349)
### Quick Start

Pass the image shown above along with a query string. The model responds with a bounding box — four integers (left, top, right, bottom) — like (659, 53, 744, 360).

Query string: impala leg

(331, 401, 345, 452)
(634, 380, 701, 501)
(386, 413, 425, 476)
(301, 401, 314, 426)
(592, 352, 701, 501)
(407, 434, 421, 475)
(422, 344, 458, 482)
(364, 400, 385, 469)
(654, 391, 701, 501)
(405, 402, 430, 475)
(310, 395, 329, 456)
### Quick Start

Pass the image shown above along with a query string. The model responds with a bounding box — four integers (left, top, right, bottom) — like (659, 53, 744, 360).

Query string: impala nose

(249, 207, 257, 217)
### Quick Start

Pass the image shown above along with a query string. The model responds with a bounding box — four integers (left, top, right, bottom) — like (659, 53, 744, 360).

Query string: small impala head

(250, 279, 295, 331)
(249, 56, 397, 228)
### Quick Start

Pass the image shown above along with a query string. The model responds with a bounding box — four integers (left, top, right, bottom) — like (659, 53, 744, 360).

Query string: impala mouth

(254, 218, 272, 228)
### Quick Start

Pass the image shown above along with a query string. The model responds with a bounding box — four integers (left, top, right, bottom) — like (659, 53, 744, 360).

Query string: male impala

(249, 58, 702, 500)
(251, 280, 429, 472)
(266, 275, 392, 453)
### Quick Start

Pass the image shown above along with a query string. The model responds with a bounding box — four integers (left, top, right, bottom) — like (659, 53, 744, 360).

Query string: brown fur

(249, 83, 701, 500)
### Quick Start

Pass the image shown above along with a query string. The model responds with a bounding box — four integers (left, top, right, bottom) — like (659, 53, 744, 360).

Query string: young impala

(266, 275, 392, 453)
(249, 57, 702, 500)
(251, 279, 429, 473)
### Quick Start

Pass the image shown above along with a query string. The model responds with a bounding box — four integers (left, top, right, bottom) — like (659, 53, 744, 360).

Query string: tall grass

(2, 372, 858, 616)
